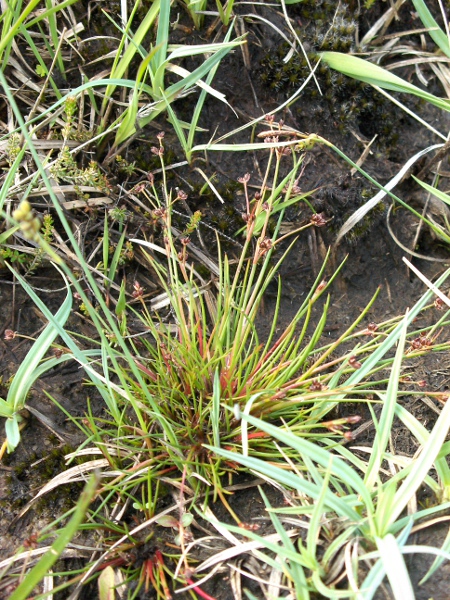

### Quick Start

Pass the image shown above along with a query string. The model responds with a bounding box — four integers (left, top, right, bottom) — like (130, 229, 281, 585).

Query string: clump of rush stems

(78, 126, 441, 513)
(116, 131, 343, 495)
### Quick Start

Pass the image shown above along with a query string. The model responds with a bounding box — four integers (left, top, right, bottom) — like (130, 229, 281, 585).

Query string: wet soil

(2, 1, 450, 598)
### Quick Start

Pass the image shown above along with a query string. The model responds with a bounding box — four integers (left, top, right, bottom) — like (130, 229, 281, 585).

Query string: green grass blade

(101, 0, 160, 113)
(375, 534, 415, 599)
(24, 0, 77, 29)
(419, 525, 450, 584)
(139, 37, 244, 128)
(5, 278, 72, 413)
(388, 395, 450, 527)
(412, 175, 450, 206)
(107, 230, 126, 282)
(4, 417, 20, 450)
(114, 45, 158, 146)
(44, 0, 64, 75)
(207, 436, 367, 522)
(19, 25, 63, 99)
(365, 315, 408, 492)
(150, 0, 170, 90)
(0, 70, 170, 443)
(0, 397, 14, 417)
(212, 370, 221, 449)
(344, 268, 450, 386)
(259, 487, 311, 597)
(411, 0, 450, 57)
(232, 414, 374, 511)
(0, 225, 20, 244)
(306, 460, 331, 558)
(321, 52, 450, 113)
(1, 278, 72, 451)
(395, 404, 450, 499)
(0, 0, 42, 65)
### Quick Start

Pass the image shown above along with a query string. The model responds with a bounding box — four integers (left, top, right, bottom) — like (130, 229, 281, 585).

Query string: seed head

(349, 356, 361, 369)
(311, 212, 327, 227)
(132, 281, 144, 300)
(238, 173, 251, 184)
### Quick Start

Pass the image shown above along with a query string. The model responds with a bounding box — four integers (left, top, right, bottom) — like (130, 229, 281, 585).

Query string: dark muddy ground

(1, 1, 450, 598)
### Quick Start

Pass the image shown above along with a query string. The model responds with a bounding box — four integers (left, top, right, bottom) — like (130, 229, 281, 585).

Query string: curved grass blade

(411, 0, 450, 58)
(1, 272, 72, 451)
(321, 52, 450, 113)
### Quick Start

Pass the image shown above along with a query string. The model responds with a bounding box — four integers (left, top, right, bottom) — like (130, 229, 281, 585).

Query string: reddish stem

(185, 579, 217, 600)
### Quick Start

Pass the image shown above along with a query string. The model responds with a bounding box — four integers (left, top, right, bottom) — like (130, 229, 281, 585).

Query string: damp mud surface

(1, 1, 450, 598)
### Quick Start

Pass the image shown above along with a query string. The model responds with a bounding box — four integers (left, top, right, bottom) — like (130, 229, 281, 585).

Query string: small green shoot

(182, 0, 208, 29)
(215, 0, 236, 26)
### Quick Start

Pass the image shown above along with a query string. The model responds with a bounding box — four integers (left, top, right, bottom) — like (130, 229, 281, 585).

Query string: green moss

(259, 1, 401, 153)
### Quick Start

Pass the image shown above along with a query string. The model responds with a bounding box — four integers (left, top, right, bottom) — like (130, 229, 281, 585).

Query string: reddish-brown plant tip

(23, 533, 39, 549)
(434, 298, 445, 310)
(311, 212, 328, 227)
(309, 379, 327, 391)
(132, 281, 144, 300)
(132, 182, 146, 194)
(410, 334, 433, 351)
(349, 356, 362, 369)
(346, 415, 362, 424)
(436, 394, 449, 404)
(4, 329, 15, 341)
(289, 184, 302, 195)
(238, 173, 251, 184)
(258, 237, 273, 254)
(411, 338, 422, 350)
(315, 280, 327, 294)
(278, 146, 292, 157)
(238, 522, 260, 531)
(152, 207, 167, 219)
